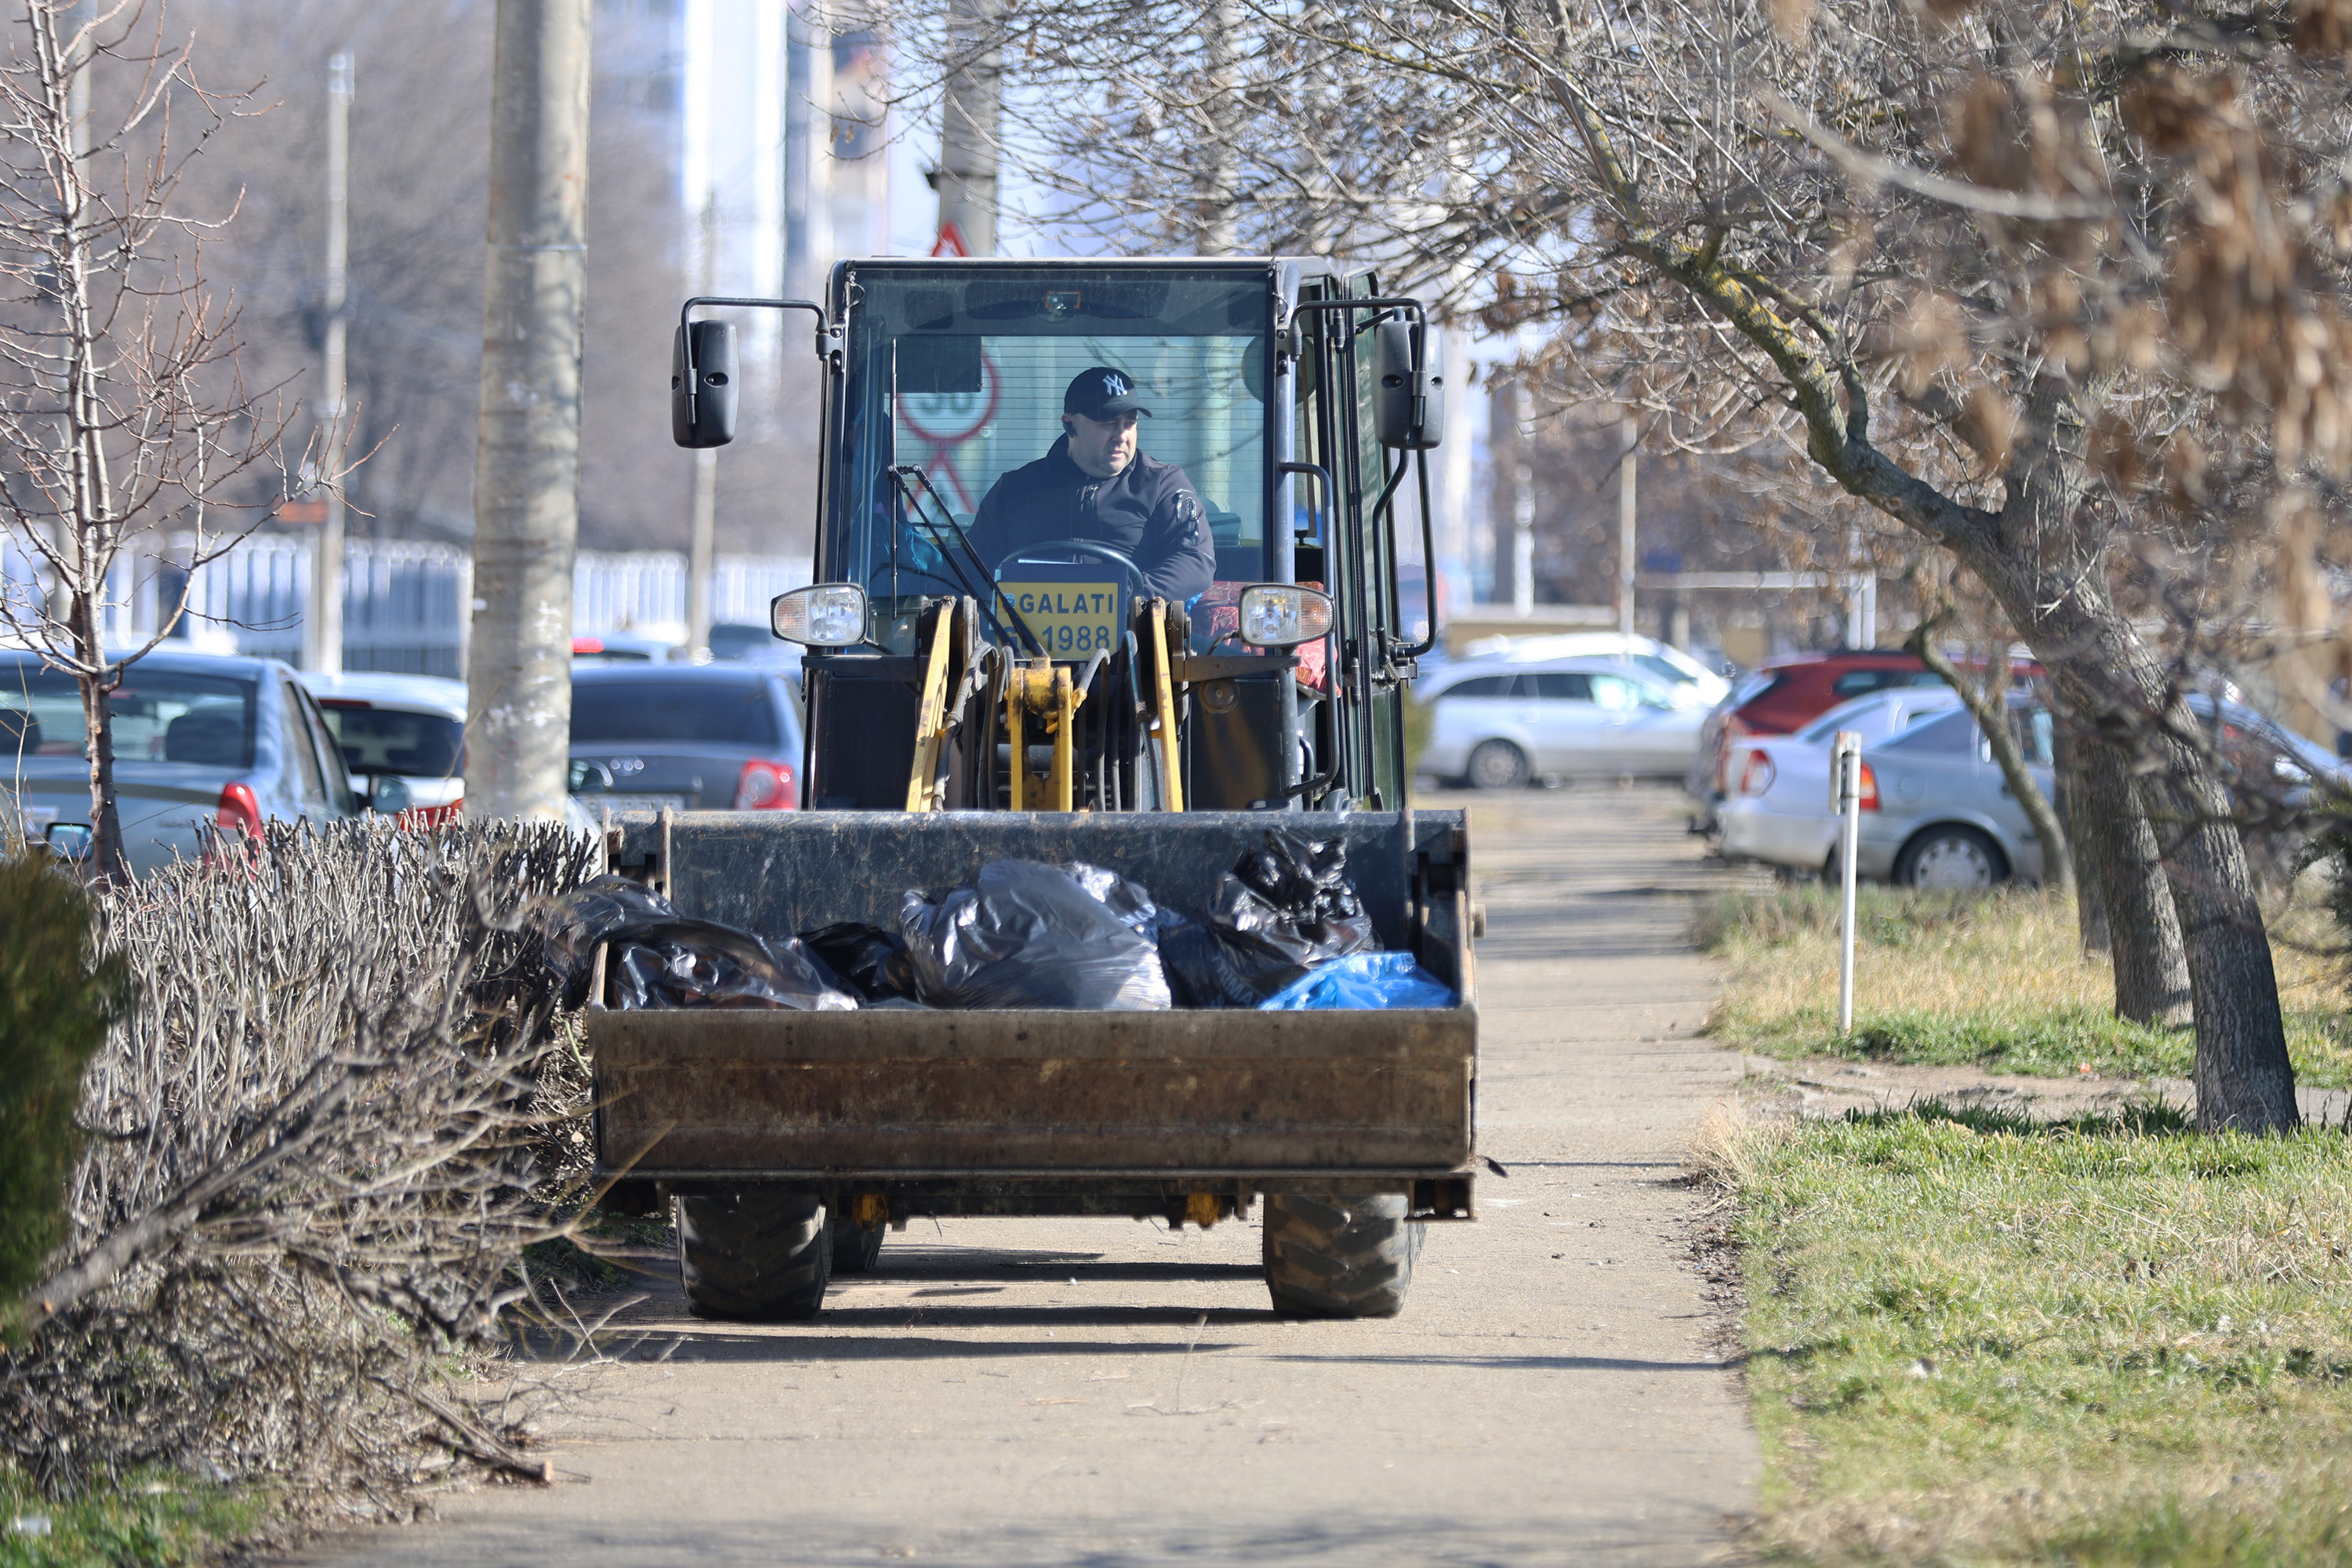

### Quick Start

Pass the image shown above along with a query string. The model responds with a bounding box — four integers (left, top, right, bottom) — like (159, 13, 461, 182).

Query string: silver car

(1852, 705, 2056, 887)
(2, 649, 364, 874)
(1419, 656, 1705, 789)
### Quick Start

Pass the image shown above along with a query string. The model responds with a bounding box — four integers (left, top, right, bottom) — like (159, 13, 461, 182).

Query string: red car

(1701, 652, 1949, 799)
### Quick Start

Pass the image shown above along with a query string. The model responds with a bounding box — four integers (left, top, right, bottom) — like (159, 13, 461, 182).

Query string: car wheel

(1895, 826, 2007, 889)
(1465, 740, 1531, 791)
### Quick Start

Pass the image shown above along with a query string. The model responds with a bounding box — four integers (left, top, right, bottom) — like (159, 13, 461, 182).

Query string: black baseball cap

(1062, 365, 1152, 420)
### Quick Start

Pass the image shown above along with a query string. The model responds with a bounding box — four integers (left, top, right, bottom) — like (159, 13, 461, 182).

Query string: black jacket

(966, 437, 1218, 604)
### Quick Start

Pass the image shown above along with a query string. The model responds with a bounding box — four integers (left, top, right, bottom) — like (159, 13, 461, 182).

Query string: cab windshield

(829, 265, 1272, 652)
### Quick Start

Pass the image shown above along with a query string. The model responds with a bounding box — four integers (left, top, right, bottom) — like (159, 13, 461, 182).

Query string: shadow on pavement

(586, 1330, 1251, 1364)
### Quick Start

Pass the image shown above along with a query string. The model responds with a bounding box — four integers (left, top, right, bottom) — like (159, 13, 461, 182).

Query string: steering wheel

(993, 539, 1151, 601)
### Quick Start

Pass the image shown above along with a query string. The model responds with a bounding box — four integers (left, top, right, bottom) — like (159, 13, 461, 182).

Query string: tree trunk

(1941, 378, 2291, 1131)
(68, 592, 125, 880)
(2060, 707, 2192, 1025)
(1976, 586, 2294, 1131)
(2053, 731, 2111, 955)
(2129, 702, 2299, 1131)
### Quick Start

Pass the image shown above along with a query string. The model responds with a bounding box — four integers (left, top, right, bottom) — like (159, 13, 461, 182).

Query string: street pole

(1833, 730, 1863, 1033)
(686, 195, 718, 659)
(1617, 415, 1637, 644)
(466, 0, 590, 822)
(935, 0, 1000, 256)
(306, 51, 352, 675)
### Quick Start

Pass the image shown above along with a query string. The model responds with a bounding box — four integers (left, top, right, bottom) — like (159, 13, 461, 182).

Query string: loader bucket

(586, 811, 1475, 1198)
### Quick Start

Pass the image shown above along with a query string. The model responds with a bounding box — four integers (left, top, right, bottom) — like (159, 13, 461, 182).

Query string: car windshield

(833, 267, 1270, 644)
(572, 680, 780, 747)
(318, 703, 464, 778)
(0, 660, 256, 768)
(1632, 654, 1695, 688)
(1800, 694, 1955, 744)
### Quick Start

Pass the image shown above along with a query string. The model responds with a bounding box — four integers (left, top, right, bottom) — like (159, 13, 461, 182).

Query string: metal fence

(0, 529, 807, 677)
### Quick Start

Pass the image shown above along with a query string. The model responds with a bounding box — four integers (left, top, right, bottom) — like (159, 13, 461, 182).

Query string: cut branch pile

(0, 818, 600, 1517)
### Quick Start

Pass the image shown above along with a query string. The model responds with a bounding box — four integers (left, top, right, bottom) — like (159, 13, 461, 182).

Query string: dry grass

(1700, 884, 2352, 1087)
(1719, 1103, 2352, 1565)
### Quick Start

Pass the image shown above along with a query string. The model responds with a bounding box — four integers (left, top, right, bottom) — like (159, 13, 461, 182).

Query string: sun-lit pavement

(287, 784, 1760, 1566)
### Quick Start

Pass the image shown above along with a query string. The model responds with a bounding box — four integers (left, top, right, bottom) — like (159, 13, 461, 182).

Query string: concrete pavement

(289, 785, 1759, 1566)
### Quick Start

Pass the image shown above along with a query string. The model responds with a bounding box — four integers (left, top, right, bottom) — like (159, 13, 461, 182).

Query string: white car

(1446, 633, 1730, 709)
(1718, 686, 1965, 873)
(299, 671, 468, 814)
(1420, 656, 1704, 788)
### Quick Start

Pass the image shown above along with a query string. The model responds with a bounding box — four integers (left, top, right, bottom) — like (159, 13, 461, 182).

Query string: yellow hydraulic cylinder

(1005, 657, 1083, 811)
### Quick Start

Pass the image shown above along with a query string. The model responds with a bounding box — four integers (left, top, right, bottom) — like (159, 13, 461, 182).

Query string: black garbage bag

(1157, 828, 1378, 1008)
(800, 920, 920, 1003)
(543, 874, 858, 1011)
(898, 860, 1172, 1010)
(544, 874, 677, 1005)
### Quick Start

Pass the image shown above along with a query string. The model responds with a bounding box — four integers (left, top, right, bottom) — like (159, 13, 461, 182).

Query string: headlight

(1237, 584, 1335, 648)
(771, 583, 866, 647)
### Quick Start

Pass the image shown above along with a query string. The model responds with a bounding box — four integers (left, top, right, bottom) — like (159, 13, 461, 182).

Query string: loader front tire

(677, 1185, 830, 1320)
(1262, 1192, 1421, 1319)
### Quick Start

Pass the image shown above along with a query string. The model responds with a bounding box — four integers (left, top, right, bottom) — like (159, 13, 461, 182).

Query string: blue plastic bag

(1257, 953, 1454, 1011)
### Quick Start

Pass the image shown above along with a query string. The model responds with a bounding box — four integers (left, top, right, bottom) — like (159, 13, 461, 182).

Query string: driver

(964, 365, 1218, 604)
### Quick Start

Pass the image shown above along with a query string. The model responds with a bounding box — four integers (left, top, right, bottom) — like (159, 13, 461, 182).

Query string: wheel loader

(586, 257, 1479, 1319)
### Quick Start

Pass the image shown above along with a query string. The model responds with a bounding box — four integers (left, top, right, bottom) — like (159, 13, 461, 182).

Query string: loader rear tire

(1262, 1192, 1421, 1319)
(831, 1221, 886, 1275)
(677, 1186, 830, 1320)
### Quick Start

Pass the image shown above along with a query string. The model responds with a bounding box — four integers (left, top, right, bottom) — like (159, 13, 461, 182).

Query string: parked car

(1718, 686, 1967, 874)
(1723, 700, 2056, 888)
(1850, 704, 2058, 887)
(2, 649, 366, 874)
(568, 662, 804, 814)
(300, 671, 466, 816)
(1697, 650, 1948, 798)
(1419, 657, 1704, 789)
(706, 622, 804, 666)
(572, 631, 680, 664)
(1446, 633, 1730, 709)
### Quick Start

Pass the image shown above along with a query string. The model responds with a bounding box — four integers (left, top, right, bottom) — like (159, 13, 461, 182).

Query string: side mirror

(1237, 584, 1334, 648)
(1373, 318, 1445, 450)
(366, 775, 413, 815)
(671, 318, 738, 448)
(772, 583, 869, 647)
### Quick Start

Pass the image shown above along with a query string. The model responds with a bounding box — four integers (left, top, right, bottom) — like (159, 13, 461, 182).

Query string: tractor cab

(670, 257, 1443, 814)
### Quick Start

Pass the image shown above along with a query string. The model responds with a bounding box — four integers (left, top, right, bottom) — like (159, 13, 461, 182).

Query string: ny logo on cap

(1101, 372, 1129, 397)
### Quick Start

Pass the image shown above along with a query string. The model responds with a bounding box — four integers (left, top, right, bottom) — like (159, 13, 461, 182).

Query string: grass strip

(0, 1467, 250, 1568)
(1698, 885, 2352, 1087)
(1712, 1103, 2352, 1565)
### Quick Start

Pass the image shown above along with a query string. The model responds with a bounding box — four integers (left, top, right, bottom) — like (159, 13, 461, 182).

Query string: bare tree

(875, 0, 2352, 1130)
(0, 0, 313, 879)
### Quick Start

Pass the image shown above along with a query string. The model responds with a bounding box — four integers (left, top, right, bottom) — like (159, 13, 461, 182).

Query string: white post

(307, 50, 353, 675)
(1617, 416, 1637, 642)
(1832, 729, 1863, 1033)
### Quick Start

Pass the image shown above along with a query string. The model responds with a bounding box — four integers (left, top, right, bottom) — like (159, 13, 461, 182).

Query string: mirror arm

(1363, 447, 1412, 655)
(679, 295, 830, 427)
(1395, 448, 1441, 661)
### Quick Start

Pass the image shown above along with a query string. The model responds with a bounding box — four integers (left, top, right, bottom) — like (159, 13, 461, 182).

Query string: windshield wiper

(887, 464, 1045, 659)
